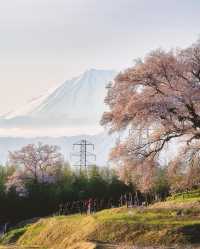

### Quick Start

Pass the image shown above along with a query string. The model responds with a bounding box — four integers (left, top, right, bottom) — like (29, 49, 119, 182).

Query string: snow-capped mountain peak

(0, 69, 117, 136)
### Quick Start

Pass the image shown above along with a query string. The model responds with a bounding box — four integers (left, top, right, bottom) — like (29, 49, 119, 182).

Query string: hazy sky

(0, 0, 200, 113)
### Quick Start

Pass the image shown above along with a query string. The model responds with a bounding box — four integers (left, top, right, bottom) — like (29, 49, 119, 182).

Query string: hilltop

(1, 190, 200, 249)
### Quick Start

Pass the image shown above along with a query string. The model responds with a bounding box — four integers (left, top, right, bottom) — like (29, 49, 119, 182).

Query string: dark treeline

(0, 163, 169, 227)
(0, 164, 133, 225)
(0, 142, 171, 230)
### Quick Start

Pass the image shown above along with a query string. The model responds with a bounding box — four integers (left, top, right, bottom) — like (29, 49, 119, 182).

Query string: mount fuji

(0, 69, 118, 165)
(0, 69, 117, 136)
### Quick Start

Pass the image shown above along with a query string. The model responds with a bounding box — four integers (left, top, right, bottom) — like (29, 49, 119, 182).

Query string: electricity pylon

(71, 139, 96, 172)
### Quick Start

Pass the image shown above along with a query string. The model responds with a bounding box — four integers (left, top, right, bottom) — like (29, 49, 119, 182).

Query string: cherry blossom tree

(6, 143, 64, 192)
(101, 40, 200, 192)
(168, 144, 200, 192)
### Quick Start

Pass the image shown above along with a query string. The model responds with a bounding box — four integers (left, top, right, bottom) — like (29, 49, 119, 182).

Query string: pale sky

(0, 0, 200, 113)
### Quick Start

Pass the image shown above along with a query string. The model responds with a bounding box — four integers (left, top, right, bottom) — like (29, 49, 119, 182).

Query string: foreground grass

(2, 191, 200, 249)
(151, 189, 200, 209)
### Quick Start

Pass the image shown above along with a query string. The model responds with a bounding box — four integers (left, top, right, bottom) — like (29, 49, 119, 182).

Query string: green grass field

(1, 190, 200, 249)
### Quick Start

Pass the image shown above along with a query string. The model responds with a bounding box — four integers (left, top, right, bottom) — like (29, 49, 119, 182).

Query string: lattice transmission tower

(71, 139, 96, 172)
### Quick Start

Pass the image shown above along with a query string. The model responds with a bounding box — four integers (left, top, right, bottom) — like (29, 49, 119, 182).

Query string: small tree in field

(101, 40, 200, 192)
(7, 143, 64, 192)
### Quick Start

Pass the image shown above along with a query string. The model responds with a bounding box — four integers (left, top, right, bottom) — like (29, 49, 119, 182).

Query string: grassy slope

(2, 190, 200, 249)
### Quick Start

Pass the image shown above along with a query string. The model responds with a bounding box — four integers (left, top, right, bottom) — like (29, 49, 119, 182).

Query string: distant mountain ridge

(0, 132, 117, 166)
